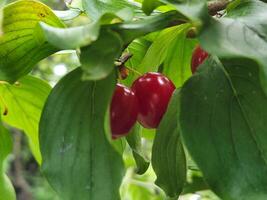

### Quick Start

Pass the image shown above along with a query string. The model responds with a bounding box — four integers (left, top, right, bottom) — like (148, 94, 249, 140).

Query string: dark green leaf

(180, 56, 267, 200)
(199, 0, 267, 93)
(40, 68, 124, 200)
(152, 89, 186, 198)
(80, 29, 123, 80)
(0, 120, 15, 200)
(126, 124, 150, 175)
(0, 0, 64, 83)
(0, 76, 51, 164)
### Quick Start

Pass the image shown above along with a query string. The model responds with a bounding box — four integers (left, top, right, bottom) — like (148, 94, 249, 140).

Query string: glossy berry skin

(110, 84, 139, 139)
(191, 46, 209, 74)
(132, 72, 175, 129)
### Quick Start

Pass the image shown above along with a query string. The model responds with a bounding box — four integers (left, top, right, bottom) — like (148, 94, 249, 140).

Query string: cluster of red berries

(110, 45, 208, 139)
(110, 72, 175, 139)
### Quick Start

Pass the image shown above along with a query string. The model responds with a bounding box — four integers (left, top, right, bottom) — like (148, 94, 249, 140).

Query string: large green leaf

(152, 89, 186, 198)
(180, 56, 267, 200)
(0, 0, 64, 83)
(0, 121, 15, 200)
(199, 0, 267, 94)
(0, 76, 51, 164)
(126, 124, 150, 175)
(40, 68, 125, 200)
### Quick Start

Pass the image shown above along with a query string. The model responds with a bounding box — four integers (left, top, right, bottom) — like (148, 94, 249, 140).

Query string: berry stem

(125, 66, 142, 76)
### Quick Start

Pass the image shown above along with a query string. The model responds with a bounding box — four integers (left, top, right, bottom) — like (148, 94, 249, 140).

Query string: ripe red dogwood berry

(110, 84, 139, 139)
(191, 45, 209, 74)
(132, 72, 175, 129)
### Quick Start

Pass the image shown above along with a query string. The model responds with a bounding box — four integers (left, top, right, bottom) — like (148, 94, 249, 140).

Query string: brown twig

(12, 130, 33, 200)
(208, 0, 230, 16)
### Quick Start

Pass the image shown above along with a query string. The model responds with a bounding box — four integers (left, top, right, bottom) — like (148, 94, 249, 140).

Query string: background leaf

(0, 0, 64, 83)
(180, 56, 267, 200)
(0, 76, 51, 164)
(0, 120, 16, 200)
(40, 68, 125, 200)
(126, 124, 150, 175)
(152, 89, 186, 198)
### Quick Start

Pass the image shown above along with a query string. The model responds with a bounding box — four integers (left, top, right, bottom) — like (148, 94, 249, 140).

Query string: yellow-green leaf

(0, 76, 51, 164)
(0, 0, 64, 83)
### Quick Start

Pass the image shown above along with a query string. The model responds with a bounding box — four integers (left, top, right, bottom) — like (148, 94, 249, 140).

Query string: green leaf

(0, 121, 16, 200)
(37, 21, 100, 50)
(0, 0, 5, 35)
(180, 56, 267, 200)
(142, 0, 164, 15)
(122, 38, 152, 86)
(160, 0, 208, 22)
(162, 29, 196, 87)
(80, 29, 123, 80)
(82, 0, 138, 21)
(226, 0, 267, 38)
(0, 76, 51, 164)
(126, 124, 150, 175)
(112, 10, 187, 44)
(0, 0, 64, 83)
(40, 68, 125, 200)
(199, 0, 267, 94)
(152, 89, 186, 198)
(54, 9, 82, 21)
(139, 23, 196, 87)
(140, 25, 184, 72)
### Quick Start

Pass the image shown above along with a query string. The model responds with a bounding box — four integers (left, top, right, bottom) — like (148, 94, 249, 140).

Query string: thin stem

(125, 66, 142, 76)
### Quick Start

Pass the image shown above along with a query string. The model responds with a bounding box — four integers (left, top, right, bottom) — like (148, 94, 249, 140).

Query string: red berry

(191, 45, 209, 74)
(132, 72, 175, 129)
(110, 84, 139, 139)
